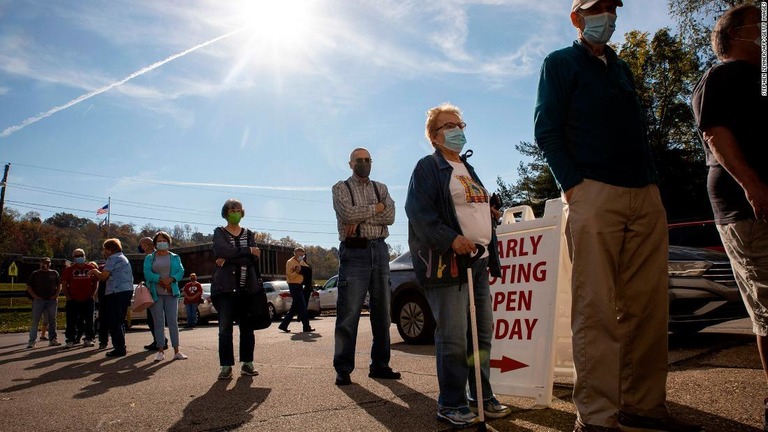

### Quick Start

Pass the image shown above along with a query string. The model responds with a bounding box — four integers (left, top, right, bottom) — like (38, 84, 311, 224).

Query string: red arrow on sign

(490, 356, 529, 373)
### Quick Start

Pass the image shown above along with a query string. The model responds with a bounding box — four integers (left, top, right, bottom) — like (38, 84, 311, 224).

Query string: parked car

(316, 275, 369, 312)
(388, 246, 748, 344)
(263, 280, 321, 321)
(668, 220, 724, 252)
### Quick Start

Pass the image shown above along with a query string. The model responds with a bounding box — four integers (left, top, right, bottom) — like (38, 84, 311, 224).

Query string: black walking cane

(466, 244, 498, 432)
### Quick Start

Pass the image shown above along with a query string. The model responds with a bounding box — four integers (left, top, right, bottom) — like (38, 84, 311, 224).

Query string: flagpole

(106, 196, 111, 238)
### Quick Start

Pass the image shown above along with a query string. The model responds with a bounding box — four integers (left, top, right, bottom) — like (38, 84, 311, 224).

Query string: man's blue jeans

(333, 240, 392, 374)
(424, 257, 494, 409)
(28, 299, 58, 343)
(185, 303, 198, 327)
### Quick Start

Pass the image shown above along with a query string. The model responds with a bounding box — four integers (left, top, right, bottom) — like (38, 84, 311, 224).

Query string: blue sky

(0, 0, 675, 251)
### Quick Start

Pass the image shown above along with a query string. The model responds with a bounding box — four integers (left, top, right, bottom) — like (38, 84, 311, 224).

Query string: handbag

(251, 289, 272, 330)
(132, 282, 154, 313)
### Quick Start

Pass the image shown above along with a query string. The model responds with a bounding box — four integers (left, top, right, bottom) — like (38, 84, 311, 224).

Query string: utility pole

(0, 163, 10, 236)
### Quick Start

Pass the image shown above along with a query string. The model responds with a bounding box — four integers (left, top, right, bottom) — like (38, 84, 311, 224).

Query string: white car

(316, 275, 369, 313)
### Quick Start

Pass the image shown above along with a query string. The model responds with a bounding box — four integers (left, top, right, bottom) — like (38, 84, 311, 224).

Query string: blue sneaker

(437, 407, 479, 428)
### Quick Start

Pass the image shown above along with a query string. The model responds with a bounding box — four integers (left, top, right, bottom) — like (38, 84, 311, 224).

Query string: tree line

(0, 208, 348, 281)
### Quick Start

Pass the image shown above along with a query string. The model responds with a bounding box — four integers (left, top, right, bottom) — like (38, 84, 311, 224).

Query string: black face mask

(353, 162, 371, 178)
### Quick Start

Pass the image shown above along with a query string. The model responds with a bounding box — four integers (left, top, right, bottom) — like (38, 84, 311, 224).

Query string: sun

(238, 0, 316, 47)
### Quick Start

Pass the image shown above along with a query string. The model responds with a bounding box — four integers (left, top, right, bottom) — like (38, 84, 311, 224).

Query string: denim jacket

(143, 251, 185, 301)
(405, 150, 501, 288)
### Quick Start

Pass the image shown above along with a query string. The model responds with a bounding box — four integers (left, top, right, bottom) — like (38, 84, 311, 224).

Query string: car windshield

(266, 281, 289, 291)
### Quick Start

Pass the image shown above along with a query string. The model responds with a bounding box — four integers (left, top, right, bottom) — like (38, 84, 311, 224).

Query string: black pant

(65, 299, 95, 343)
(97, 294, 109, 345)
(105, 291, 132, 354)
(280, 283, 310, 329)
(212, 292, 257, 366)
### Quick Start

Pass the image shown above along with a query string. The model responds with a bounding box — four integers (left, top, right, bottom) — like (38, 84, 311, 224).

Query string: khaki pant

(717, 219, 768, 337)
(564, 179, 669, 427)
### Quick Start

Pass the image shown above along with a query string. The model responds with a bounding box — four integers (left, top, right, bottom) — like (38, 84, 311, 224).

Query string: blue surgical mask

(443, 128, 467, 153)
(581, 12, 616, 45)
(74, 257, 85, 264)
(156, 242, 169, 251)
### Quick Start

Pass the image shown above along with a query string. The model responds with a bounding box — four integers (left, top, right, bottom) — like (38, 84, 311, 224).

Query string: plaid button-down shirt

(332, 175, 395, 242)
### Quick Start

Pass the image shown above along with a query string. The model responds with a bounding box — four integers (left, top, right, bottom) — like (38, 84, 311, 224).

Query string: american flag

(96, 204, 109, 215)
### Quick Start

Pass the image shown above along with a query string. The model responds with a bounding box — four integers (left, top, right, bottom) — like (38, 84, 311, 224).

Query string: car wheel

(268, 303, 277, 321)
(395, 293, 435, 344)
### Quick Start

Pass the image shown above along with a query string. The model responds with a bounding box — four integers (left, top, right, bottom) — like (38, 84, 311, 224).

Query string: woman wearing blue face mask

(404, 103, 508, 428)
(143, 231, 188, 362)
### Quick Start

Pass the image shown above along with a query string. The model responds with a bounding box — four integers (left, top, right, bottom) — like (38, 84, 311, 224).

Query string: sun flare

(238, 0, 315, 46)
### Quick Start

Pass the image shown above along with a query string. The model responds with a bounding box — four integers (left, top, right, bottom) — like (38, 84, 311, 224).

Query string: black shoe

(105, 350, 126, 358)
(302, 327, 316, 333)
(368, 367, 401, 380)
(573, 420, 620, 432)
(144, 342, 157, 351)
(278, 325, 290, 333)
(617, 411, 701, 432)
(335, 372, 351, 386)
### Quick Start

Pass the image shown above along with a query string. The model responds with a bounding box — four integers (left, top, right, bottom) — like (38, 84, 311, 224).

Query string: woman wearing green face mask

(210, 199, 263, 379)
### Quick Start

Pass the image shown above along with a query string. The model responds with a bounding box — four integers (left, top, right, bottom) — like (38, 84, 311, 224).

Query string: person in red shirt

(62, 248, 98, 348)
(182, 273, 203, 328)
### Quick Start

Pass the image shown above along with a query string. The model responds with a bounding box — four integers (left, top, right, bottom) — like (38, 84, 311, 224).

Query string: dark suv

(389, 246, 747, 344)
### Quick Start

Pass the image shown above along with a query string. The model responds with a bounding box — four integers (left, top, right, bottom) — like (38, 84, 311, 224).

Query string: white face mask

(581, 12, 617, 45)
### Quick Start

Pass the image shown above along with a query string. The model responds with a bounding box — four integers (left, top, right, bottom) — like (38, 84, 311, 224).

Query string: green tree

(495, 141, 559, 216)
(618, 28, 711, 221)
(44, 212, 91, 229)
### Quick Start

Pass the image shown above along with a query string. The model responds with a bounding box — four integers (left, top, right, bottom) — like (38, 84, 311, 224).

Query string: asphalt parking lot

(0, 316, 764, 431)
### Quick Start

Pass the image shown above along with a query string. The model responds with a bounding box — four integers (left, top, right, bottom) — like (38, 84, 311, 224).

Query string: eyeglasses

(353, 158, 372, 164)
(435, 121, 466, 132)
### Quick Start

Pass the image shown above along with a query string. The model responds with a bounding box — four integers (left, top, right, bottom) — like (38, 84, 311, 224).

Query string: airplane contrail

(1, 26, 248, 138)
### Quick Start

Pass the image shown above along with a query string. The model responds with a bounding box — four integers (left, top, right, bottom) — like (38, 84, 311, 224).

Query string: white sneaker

(82, 340, 94, 347)
(154, 352, 165, 362)
(173, 352, 188, 360)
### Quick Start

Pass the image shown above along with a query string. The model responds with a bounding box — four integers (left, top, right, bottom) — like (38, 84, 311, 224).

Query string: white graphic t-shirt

(447, 160, 491, 257)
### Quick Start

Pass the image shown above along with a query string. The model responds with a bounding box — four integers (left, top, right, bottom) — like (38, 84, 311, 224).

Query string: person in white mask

(691, 4, 768, 430)
(534, 1, 701, 431)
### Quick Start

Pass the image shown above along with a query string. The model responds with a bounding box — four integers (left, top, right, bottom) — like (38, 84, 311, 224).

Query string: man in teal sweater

(534, 1, 699, 431)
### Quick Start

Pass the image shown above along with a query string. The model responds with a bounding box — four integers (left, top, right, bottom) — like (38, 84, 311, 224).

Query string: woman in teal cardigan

(143, 231, 187, 362)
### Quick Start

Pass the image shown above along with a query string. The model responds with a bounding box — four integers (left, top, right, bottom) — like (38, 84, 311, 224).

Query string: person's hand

(745, 183, 768, 221)
(344, 224, 358, 238)
(294, 265, 301, 272)
(490, 207, 501, 221)
(87, 269, 98, 278)
(451, 235, 477, 255)
(250, 246, 261, 257)
(375, 202, 385, 213)
(215, 258, 225, 267)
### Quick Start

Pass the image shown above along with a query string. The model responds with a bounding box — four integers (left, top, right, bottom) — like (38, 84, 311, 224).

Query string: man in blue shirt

(89, 238, 134, 357)
(534, 1, 699, 431)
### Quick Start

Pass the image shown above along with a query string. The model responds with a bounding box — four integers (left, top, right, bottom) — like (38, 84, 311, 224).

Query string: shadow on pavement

(169, 376, 270, 432)
(339, 377, 444, 431)
(1, 351, 168, 397)
(290, 332, 323, 343)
